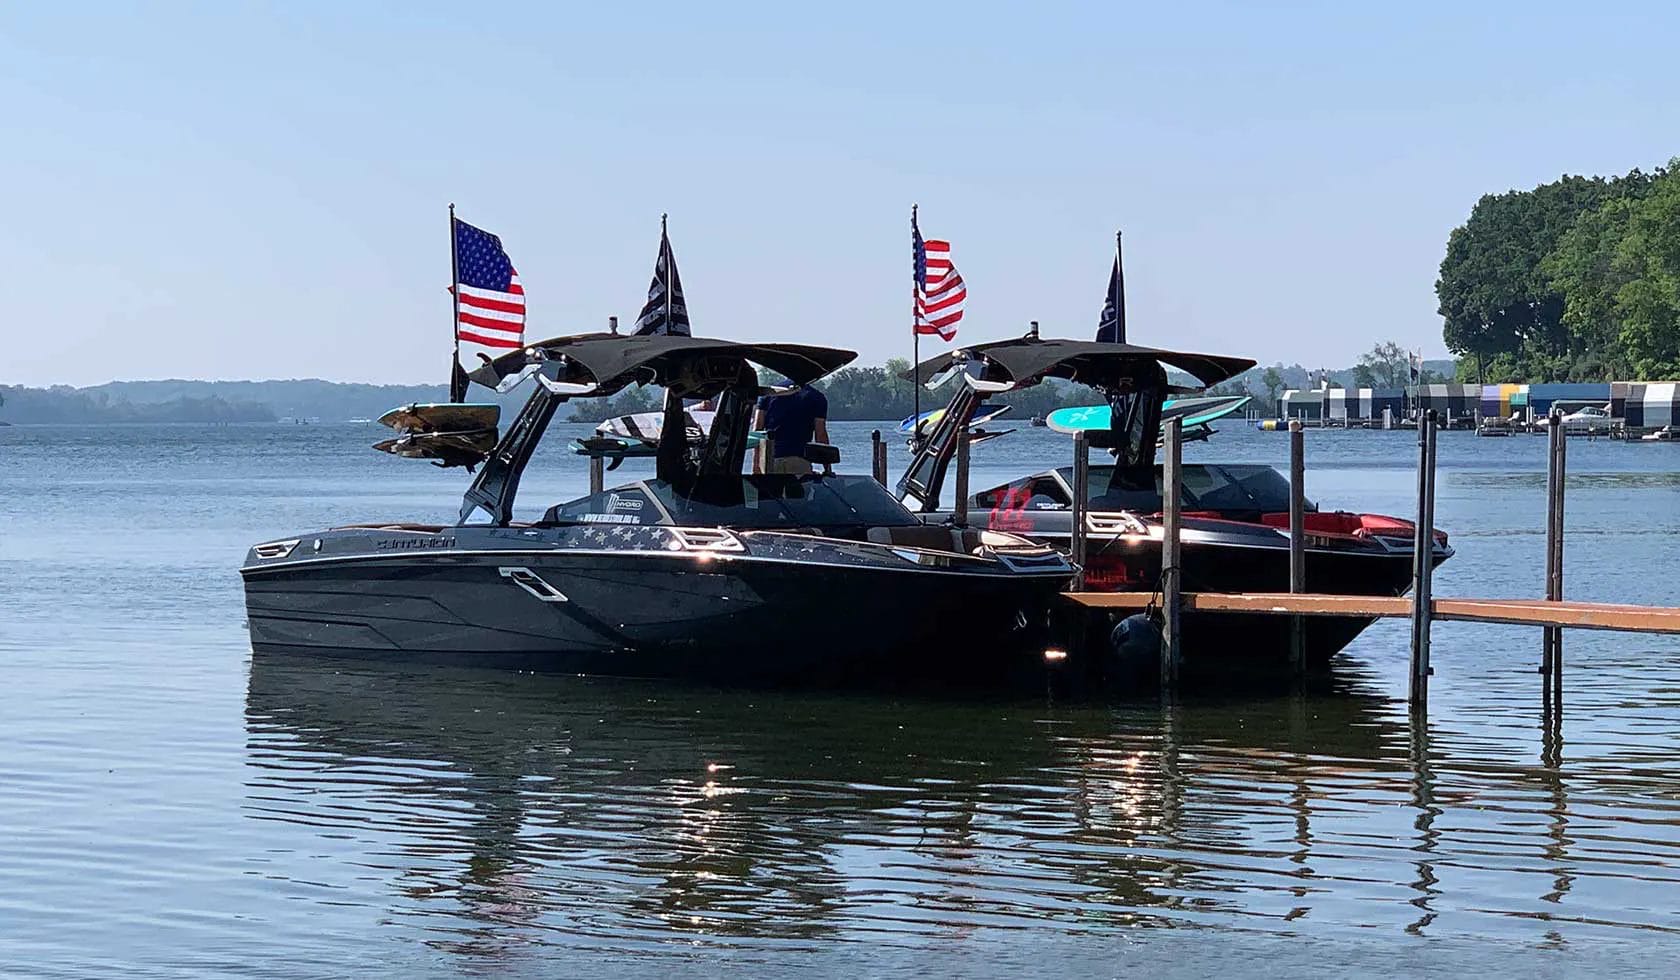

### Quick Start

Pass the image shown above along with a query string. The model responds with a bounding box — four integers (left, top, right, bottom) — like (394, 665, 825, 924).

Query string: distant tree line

(0, 385, 276, 423)
(565, 358, 1168, 424)
(1437, 159, 1680, 382)
(2, 347, 1461, 426)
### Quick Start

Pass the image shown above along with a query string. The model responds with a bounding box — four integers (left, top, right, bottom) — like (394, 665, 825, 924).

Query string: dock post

(1161, 417, 1184, 692)
(953, 426, 971, 527)
(1288, 419, 1307, 675)
(588, 455, 604, 495)
(1070, 431, 1089, 590)
(1409, 411, 1438, 709)
(1543, 411, 1566, 680)
(870, 429, 887, 486)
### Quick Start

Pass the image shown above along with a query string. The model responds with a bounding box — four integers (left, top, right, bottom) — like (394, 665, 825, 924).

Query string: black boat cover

(467, 333, 856, 397)
(904, 337, 1255, 391)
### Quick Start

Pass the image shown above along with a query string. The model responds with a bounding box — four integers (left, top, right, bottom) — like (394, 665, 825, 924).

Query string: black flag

(633, 217, 691, 336)
(449, 356, 470, 403)
(1095, 232, 1125, 343)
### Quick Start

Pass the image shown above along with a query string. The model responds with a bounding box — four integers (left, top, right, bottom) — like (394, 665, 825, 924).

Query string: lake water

(4, 420, 1680, 977)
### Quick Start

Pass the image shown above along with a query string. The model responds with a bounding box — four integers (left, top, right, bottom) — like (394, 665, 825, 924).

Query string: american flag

(453, 218, 525, 349)
(912, 217, 965, 341)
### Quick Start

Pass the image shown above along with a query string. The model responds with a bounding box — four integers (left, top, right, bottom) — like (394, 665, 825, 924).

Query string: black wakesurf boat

(897, 334, 1453, 670)
(240, 333, 1073, 686)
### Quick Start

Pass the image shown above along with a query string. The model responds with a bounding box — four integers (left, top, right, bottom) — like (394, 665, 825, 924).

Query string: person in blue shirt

(753, 385, 829, 475)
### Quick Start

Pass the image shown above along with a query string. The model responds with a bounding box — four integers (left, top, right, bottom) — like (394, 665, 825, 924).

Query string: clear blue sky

(3, 1, 1677, 386)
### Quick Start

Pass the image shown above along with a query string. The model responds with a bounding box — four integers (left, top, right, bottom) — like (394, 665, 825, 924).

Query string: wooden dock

(1065, 591, 1680, 634)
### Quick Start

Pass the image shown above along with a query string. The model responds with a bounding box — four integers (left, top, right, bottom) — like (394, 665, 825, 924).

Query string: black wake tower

(456, 333, 856, 525)
(896, 334, 1255, 511)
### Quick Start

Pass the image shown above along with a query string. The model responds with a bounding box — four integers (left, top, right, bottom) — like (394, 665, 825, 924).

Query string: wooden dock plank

(1063, 592, 1411, 617)
(1062, 592, 1680, 635)
(1432, 598, 1680, 634)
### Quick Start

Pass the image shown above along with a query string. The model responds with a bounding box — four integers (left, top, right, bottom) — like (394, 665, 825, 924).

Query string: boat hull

(1071, 526, 1445, 670)
(241, 528, 1071, 687)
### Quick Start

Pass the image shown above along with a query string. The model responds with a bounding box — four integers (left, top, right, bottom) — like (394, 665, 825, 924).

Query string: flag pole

(448, 203, 462, 403)
(661, 213, 671, 333)
(911, 204, 920, 447)
(1114, 229, 1126, 343)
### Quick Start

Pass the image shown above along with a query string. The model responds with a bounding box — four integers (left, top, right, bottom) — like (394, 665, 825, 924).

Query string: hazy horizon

(4, 2, 1677, 387)
(6, 357, 1462, 391)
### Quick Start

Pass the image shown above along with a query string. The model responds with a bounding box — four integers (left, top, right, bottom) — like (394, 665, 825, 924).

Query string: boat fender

(1109, 610, 1163, 668)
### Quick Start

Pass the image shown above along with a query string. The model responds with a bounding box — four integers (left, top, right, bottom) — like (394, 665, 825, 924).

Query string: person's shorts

(766, 455, 812, 476)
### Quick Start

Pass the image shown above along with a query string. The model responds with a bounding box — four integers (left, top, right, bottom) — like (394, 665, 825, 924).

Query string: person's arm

(814, 417, 829, 444)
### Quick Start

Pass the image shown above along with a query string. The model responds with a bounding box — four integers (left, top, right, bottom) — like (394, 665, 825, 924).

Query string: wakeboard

(1045, 395, 1251, 434)
(373, 402, 501, 469)
(594, 410, 764, 448)
(897, 403, 1011, 436)
(378, 402, 500, 434)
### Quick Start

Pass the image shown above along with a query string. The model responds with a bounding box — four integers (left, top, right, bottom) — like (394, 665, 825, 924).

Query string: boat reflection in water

(243, 651, 1465, 955)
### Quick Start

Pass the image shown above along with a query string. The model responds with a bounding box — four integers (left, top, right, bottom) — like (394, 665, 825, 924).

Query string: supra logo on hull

(373, 536, 458, 550)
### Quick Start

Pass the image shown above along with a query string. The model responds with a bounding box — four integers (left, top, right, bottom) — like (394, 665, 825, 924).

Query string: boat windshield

(545, 474, 922, 530)
(1051, 463, 1313, 516)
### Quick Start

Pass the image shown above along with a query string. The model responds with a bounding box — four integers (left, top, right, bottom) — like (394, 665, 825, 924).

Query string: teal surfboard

(1045, 395, 1251, 434)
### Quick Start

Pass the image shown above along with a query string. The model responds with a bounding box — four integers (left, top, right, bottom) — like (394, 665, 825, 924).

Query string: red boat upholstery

(1258, 510, 1438, 542)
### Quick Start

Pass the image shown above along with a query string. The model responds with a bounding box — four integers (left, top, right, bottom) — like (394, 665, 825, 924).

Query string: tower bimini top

(458, 332, 859, 526)
(897, 334, 1257, 511)
(469, 332, 857, 399)
(905, 336, 1255, 393)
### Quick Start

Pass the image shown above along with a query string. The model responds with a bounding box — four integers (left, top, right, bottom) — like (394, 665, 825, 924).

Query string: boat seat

(864, 524, 970, 554)
(1258, 510, 1416, 538)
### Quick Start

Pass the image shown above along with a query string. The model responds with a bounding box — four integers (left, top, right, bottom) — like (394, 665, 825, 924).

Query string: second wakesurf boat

(897, 333, 1452, 670)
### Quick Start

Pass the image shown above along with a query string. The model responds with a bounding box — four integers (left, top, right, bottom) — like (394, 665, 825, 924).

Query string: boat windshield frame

(543, 474, 926, 531)
(973, 463, 1313, 517)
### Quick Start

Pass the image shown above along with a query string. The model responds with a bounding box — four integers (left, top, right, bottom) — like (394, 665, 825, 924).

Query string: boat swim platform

(1063, 591, 1680, 635)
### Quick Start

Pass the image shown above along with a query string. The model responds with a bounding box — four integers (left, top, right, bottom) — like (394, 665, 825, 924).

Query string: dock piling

(1409, 410, 1438, 708)
(870, 429, 887, 487)
(953, 427, 971, 527)
(1288, 419, 1307, 675)
(1070, 431, 1089, 590)
(588, 455, 604, 495)
(1162, 417, 1184, 691)
(1543, 411, 1566, 681)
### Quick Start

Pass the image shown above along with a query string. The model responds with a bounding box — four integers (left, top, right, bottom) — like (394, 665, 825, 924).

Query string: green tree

(567, 384, 661, 423)
(1354, 341, 1411, 388)
(1260, 365, 1284, 409)
(1614, 171, 1680, 377)
(1436, 173, 1650, 375)
(816, 357, 919, 420)
(1542, 196, 1639, 379)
